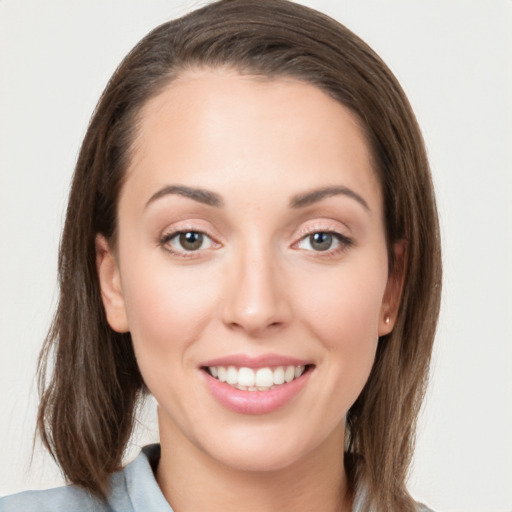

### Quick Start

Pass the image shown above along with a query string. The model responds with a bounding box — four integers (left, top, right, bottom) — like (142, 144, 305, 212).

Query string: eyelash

(159, 230, 218, 258)
(158, 226, 353, 258)
(293, 228, 353, 257)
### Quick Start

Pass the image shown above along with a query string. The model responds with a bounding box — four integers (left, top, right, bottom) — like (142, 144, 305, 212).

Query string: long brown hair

(37, 1, 442, 510)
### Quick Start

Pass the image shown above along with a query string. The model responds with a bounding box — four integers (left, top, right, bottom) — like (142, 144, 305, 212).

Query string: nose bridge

(222, 237, 289, 334)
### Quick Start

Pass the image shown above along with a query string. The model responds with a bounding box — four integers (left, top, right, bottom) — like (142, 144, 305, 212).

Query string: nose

(221, 245, 292, 336)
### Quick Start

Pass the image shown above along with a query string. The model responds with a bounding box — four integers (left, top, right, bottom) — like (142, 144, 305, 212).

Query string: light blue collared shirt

(0, 445, 171, 512)
(0, 444, 433, 512)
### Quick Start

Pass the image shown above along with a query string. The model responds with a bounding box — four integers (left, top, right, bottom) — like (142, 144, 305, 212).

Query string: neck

(155, 413, 352, 512)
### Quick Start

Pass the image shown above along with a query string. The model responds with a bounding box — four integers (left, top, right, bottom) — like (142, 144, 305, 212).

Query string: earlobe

(95, 234, 129, 333)
(379, 240, 407, 336)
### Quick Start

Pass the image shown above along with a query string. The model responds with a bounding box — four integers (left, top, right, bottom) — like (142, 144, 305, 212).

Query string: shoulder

(0, 485, 110, 512)
(0, 444, 166, 512)
(416, 503, 435, 512)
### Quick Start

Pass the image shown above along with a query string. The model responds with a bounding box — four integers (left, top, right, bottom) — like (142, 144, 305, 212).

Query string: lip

(201, 359, 313, 415)
(200, 353, 311, 369)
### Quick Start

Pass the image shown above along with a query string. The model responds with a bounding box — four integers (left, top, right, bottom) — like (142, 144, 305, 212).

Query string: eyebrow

(145, 185, 223, 209)
(290, 186, 370, 211)
(145, 184, 369, 212)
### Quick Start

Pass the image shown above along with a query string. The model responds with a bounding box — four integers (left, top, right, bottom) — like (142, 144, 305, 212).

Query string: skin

(97, 68, 404, 512)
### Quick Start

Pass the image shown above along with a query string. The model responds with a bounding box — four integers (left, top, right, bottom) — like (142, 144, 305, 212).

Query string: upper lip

(200, 353, 312, 369)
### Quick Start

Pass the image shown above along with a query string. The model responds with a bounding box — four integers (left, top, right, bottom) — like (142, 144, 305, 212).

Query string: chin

(209, 442, 307, 473)
(197, 420, 342, 474)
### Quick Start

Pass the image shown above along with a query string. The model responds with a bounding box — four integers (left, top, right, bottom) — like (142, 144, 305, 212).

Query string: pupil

(179, 232, 203, 250)
(310, 232, 332, 251)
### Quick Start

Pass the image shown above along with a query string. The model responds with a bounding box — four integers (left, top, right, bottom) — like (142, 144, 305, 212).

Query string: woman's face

(98, 68, 401, 472)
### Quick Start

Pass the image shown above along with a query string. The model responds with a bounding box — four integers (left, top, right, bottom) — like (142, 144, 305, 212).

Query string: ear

(96, 234, 129, 333)
(378, 240, 407, 336)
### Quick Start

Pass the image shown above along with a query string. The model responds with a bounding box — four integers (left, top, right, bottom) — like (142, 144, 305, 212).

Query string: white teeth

(226, 366, 238, 385)
(273, 367, 285, 385)
(207, 365, 307, 391)
(284, 366, 295, 383)
(238, 367, 255, 387)
(255, 367, 273, 387)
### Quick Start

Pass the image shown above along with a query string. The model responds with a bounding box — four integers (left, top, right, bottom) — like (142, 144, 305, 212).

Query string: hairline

(111, 63, 384, 246)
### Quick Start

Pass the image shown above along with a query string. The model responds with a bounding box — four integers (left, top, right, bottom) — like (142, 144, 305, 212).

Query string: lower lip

(202, 369, 311, 415)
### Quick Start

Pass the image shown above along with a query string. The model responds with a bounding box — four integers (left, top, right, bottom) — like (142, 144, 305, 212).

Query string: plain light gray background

(1, 1, 511, 511)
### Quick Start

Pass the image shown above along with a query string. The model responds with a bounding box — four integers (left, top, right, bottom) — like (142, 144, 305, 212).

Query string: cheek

(293, 257, 387, 392)
(119, 253, 220, 363)
(297, 264, 386, 344)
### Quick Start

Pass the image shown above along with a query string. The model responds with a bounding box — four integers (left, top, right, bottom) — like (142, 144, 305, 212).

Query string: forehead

(124, 68, 381, 212)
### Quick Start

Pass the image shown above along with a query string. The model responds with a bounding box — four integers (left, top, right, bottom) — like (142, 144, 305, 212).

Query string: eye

(162, 231, 215, 253)
(296, 231, 348, 252)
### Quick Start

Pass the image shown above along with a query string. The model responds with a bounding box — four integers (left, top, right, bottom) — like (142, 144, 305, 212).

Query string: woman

(0, 0, 441, 511)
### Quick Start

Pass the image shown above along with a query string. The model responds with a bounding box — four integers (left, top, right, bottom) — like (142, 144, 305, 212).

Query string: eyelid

(291, 220, 353, 255)
(158, 221, 222, 257)
(165, 231, 214, 248)
(158, 219, 222, 242)
(293, 220, 351, 241)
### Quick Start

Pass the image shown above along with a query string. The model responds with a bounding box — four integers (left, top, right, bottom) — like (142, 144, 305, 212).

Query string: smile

(206, 365, 307, 391)
(202, 363, 313, 414)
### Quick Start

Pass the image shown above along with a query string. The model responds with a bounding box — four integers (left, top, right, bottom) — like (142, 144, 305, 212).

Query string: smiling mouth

(203, 365, 313, 391)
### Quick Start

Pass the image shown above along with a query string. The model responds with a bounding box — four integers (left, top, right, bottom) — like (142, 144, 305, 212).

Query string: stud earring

(384, 315, 390, 325)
